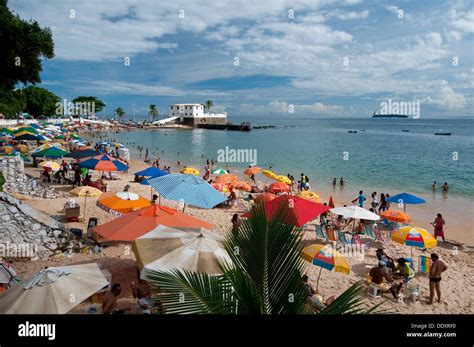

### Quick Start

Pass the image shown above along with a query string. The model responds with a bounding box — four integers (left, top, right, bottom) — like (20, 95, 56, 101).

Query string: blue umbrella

(386, 192, 426, 212)
(147, 174, 227, 210)
(134, 167, 168, 178)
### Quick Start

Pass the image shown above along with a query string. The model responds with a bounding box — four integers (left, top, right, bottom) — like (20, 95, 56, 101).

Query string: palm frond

(146, 269, 236, 314)
(319, 281, 388, 314)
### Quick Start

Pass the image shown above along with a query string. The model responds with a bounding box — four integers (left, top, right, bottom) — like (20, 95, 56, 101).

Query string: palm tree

(148, 104, 158, 122)
(204, 100, 213, 114)
(146, 203, 385, 314)
(114, 107, 125, 122)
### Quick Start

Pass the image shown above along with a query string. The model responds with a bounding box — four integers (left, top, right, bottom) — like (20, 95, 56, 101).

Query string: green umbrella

(14, 127, 38, 135)
(0, 128, 14, 135)
(32, 146, 69, 159)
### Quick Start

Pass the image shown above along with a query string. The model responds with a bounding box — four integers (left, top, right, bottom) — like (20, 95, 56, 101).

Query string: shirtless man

(102, 283, 130, 314)
(428, 253, 448, 304)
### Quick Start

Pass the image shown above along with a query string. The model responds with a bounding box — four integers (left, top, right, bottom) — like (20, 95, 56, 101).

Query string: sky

(9, 0, 474, 119)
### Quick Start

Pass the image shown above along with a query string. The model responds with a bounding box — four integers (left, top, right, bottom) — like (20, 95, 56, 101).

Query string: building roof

(169, 104, 203, 107)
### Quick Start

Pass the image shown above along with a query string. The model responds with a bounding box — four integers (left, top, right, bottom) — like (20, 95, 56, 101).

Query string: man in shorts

(428, 253, 448, 304)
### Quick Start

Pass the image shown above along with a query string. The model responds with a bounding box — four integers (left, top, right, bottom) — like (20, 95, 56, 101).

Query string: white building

(168, 104, 227, 125)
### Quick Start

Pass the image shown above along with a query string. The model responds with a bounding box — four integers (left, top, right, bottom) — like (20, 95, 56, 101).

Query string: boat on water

(372, 112, 408, 119)
(402, 129, 410, 132)
(348, 130, 358, 133)
(434, 132, 451, 136)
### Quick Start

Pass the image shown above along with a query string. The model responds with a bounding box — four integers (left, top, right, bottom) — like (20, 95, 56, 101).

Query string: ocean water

(98, 116, 474, 199)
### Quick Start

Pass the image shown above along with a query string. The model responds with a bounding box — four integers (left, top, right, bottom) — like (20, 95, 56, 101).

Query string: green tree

(0, 0, 54, 89)
(148, 104, 158, 122)
(72, 96, 106, 114)
(0, 88, 25, 118)
(114, 107, 125, 122)
(204, 100, 213, 114)
(23, 86, 60, 117)
(146, 203, 385, 314)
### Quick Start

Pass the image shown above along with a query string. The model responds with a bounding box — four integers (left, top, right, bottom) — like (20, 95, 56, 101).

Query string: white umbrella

(330, 205, 380, 221)
(133, 225, 232, 280)
(0, 263, 108, 314)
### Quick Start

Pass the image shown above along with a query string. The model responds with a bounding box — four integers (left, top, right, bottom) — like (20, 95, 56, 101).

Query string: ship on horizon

(372, 112, 408, 118)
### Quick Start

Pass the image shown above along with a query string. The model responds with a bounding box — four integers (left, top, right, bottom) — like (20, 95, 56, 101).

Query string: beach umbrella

(66, 148, 101, 160)
(391, 226, 437, 248)
(134, 167, 169, 178)
(262, 169, 277, 179)
(40, 161, 60, 171)
(212, 182, 228, 193)
(274, 175, 292, 185)
(0, 263, 108, 314)
(92, 204, 213, 243)
(386, 192, 426, 212)
(254, 192, 277, 204)
(229, 180, 252, 192)
(214, 173, 238, 184)
(78, 154, 128, 171)
(268, 182, 289, 193)
(244, 166, 261, 176)
(70, 186, 103, 223)
(242, 195, 330, 227)
(32, 146, 69, 159)
(180, 167, 200, 176)
(0, 128, 14, 135)
(301, 244, 350, 292)
(147, 174, 227, 210)
(97, 191, 152, 215)
(32, 143, 64, 153)
(296, 190, 321, 203)
(14, 132, 42, 141)
(330, 206, 380, 221)
(13, 144, 28, 154)
(211, 168, 228, 175)
(132, 226, 231, 280)
(14, 127, 38, 135)
(380, 210, 411, 223)
(3, 151, 31, 162)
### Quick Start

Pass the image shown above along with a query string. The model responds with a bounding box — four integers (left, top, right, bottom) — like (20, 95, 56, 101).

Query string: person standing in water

(432, 181, 437, 190)
(332, 178, 337, 187)
(431, 213, 446, 242)
(442, 182, 449, 192)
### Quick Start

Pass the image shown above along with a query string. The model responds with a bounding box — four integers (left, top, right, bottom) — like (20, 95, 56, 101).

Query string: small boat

(434, 132, 451, 136)
(359, 129, 366, 131)
(402, 129, 410, 132)
(348, 130, 358, 133)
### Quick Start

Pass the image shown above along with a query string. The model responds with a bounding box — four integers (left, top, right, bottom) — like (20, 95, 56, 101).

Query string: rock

(53, 229, 62, 238)
(31, 223, 41, 231)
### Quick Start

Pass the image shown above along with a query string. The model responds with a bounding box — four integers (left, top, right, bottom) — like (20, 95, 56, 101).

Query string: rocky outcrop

(0, 156, 63, 198)
(0, 192, 79, 260)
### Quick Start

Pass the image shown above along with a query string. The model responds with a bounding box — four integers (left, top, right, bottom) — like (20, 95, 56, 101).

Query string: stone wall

(0, 193, 79, 260)
(0, 156, 62, 198)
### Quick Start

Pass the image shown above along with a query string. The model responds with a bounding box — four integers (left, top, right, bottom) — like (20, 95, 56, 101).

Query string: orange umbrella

(212, 182, 229, 193)
(230, 181, 252, 192)
(244, 167, 261, 176)
(255, 192, 277, 204)
(92, 204, 213, 243)
(215, 173, 238, 184)
(268, 182, 289, 193)
(380, 210, 411, 223)
(97, 191, 152, 214)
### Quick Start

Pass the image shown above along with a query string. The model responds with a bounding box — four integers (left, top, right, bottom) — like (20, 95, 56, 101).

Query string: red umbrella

(268, 182, 289, 193)
(255, 192, 277, 204)
(242, 195, 330, 227)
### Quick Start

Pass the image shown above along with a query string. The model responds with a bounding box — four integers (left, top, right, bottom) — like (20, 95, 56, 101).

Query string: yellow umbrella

(70, 187, 103, 224)
(302, 244, 350, 292)
(262, 170, 278, 179)
(391, 226, 437, 249)
(40, 161, 60, 171)
(180, 167, 200, 176)
(274, 175, 292, 185)
(296, 190, 321, 203)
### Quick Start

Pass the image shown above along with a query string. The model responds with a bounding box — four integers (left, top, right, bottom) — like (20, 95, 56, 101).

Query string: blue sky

(10, 0, 474, 119)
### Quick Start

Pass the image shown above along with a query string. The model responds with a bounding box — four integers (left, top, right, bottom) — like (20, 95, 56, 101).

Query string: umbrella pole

(84, 195, 87, 224)
(183, 203, 186, 213)
(316, 267, 323, 293)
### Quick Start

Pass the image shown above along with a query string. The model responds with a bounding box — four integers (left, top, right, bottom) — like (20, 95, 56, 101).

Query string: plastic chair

(315, 224, 327, 242)
(337, 231, 351, 244)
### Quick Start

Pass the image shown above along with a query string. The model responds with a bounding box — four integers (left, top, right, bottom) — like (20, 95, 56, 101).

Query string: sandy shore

(9, 131, 474, 314)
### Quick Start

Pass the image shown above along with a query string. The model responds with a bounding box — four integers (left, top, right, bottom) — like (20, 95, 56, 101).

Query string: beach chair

(337, 231, 351, 245)
(373, 228, 385, 242)
(326, 228, 337, 242)
(315, 224, 327, 242)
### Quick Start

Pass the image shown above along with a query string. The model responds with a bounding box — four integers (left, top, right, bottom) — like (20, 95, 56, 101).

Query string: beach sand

(11, 149, 472, 315)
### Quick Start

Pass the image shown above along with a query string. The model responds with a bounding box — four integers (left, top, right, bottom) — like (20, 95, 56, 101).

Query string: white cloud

(421, 81, 466, 109)
(239, 101, 344, 115)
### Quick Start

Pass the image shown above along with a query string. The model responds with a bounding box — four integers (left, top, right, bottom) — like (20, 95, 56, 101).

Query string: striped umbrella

(78, 154, 128, 172)
(147, 174, 227, 210)
(211, 168, 228, 175)
(301, 244, 350, 291)
(66, 148, 101, 159)
(97, 191, 152, 215)
(32, 146, 69, 158)
(391, 226, 437, 248)
(40, 161, 60, 171)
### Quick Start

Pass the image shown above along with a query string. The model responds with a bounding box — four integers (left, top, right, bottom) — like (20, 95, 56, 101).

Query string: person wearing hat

(369, 261, 401, 299)
(375, 248, 395, 271)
